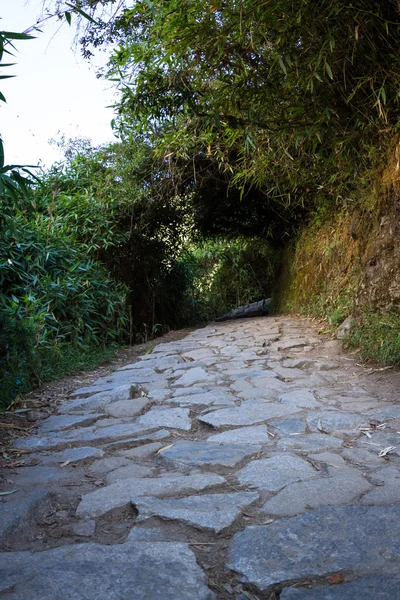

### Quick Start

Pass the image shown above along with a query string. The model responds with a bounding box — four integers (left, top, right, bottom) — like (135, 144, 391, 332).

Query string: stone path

(1, 316, 400, 598)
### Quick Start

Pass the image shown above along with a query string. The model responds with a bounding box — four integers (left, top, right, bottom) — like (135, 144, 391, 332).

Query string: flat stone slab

(88, 457, 131, 474)
(103, 429, 170, 449)
(172, 367, 217, 387)
(0, 542, 215, 599)
(367, 406, 400, 421)
(13, 466, 74, 487)
(105, 463, 153, 484)
(236, 454, 317, 491)
(117, 442, 164, 459)
(361, 466, 400, 505)
(342, 448, 383, 466)
(207, 425, 272, 445)
(307, 411, 367, 433)
(32, 446, 104, 465)
(136, 407, 192, 431)
(356, 432, 400, 456)
(270, 418, 306, 434)
(169, 390, 236, 406)
(14, 422, 159, 451)
(172, 387, 206, 397)
(105, 397, 150, 418)
(37, 414, 102, 433)
(69, 383, 114, 398)
(77, 473, 226, 518)
(61, 384, 134, 413)
(261, 468, 371, 516)
(133, 492, 259, 533)
(276, 433, 343, 452)
(159, 441, 261, 468)
(280, 575, 400, 599)
(278, 389, 320, 409)
(198, 401, 299, 428)
(228, 505, 400, 591)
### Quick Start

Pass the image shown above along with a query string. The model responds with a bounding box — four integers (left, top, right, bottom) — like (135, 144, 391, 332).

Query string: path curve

(1, 316, 400, 598)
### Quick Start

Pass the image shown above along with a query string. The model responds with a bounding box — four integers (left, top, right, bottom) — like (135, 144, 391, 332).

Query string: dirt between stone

(1, 315, 400, 600)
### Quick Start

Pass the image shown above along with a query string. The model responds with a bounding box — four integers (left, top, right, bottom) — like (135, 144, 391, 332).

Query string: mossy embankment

(275, 149, 400, 366)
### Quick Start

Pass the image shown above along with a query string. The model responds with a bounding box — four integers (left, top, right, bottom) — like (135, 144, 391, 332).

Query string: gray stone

(278, 389, 320, 409)
(280, 575, 400, 599)
(228, 505, 400, 590)
(105, 463, 153, 484)
(69, 383, 114, 398)
(89, 456, 131, 474)
(336, 316, 355, 339)
(103, 429, 170, 449)
(77, 473, 226, 518)
(307, 410, 367, 433)
(117, 442, 164, 459)
(182, 349, 216, 361)
(308, 452, 347, 468)
(261, 468, 371, 516)
(147, 389, 171, 402)
(71, 519, 96, 537)
(133, 492, 259, 533)
(356, 432, 400, 456)
(169, 390, 236, 406)
(32, 446, 104, 465)
(0, 490, 53, 545)
(159, 441, 261, 468)
(276, 434, 343, 452)
(0, 541, 215, 599)
(237, 384, 287, 401)
(13, 466, 73, 486)
(137, 407, 192, 431)
(236, 454, 317, 491)
(270, 418, 306, 435)
(276, 338, 310, 350)
(61, 384, 134, 413)
(172, 367, 217, 387)
(105, 397, 150, 418)
(14, 422, 162, 452)
(342, 448, 383, 466)
(38, 414, 102, 433)
(127, 527, 169, 542)
(207, 425, 271, 445)
(368, 406, 400, 421)
(198, 401, 299, 428)
(172, 387, 206, 397)
(361, 466, 400, 505)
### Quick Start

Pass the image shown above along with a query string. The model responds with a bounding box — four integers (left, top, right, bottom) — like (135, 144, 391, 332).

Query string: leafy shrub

(0, 193, 129, 409)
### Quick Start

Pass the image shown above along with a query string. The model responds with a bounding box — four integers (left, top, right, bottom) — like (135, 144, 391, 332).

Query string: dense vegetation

(2, 0, 400, 407)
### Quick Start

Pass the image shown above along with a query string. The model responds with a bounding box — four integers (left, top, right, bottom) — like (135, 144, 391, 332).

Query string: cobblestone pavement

(1, 316, 400, 598)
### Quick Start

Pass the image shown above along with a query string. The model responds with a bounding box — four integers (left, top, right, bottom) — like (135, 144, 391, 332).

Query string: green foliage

(80, 0, 398, 219)
(0, 160, 129, 408)
(347, 311, 400, 366)
(180, 238, 278, 320)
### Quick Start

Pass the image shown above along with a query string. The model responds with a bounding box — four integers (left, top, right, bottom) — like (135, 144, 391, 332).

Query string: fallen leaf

(328, 572, 345, 585)
(379, 446, 396, 457)
(0, 489, 18, 496)
(60, 460, 71, 467)
(156, 444, 173, 455)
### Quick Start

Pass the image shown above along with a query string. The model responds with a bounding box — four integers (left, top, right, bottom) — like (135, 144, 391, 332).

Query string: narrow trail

(1, 316, 400, 599)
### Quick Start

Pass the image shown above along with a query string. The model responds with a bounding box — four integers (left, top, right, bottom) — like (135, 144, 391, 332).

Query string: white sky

(0, 0, 117, 167)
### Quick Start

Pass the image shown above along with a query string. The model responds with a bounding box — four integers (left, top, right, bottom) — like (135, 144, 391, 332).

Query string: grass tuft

(346, 311, 400, 366)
